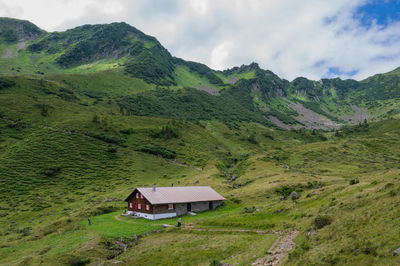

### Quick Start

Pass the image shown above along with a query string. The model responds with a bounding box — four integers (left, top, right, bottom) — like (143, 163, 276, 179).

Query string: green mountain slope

(1, 18, 400, 265)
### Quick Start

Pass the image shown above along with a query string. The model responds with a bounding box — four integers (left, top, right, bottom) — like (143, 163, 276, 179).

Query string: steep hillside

(1, 18, 400, 265)
(2, 18, 400, 130)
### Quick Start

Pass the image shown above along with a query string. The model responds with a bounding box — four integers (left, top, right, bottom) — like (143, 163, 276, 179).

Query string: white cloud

(210, 41, 234, 69)
(1, 0, 400, 80)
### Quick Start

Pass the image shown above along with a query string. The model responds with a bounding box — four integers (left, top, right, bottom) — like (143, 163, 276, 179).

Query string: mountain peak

(0, 17, 44, 43)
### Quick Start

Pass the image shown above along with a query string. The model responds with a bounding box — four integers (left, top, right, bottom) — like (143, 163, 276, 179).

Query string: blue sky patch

(325, 67, 359, 78)
(354, 0, 400, 28)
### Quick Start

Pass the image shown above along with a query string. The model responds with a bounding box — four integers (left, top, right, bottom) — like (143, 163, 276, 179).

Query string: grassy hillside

(1, 17, 400, 266)
(0, 70, 400, 265)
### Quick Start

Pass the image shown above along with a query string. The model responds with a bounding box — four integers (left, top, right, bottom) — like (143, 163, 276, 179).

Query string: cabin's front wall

(127, 191, 153, 214)
(153, 204, 176, 214)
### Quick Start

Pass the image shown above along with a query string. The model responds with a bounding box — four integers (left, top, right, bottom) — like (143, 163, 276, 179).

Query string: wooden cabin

(124, 185, 225, 220)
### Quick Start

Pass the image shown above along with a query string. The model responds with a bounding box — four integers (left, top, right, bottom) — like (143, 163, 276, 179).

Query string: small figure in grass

(88, 217, 91, 225)
(177, 217, 182, 228)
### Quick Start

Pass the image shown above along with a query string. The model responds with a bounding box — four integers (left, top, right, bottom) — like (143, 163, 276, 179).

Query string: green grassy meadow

(1, 17, 400, 266)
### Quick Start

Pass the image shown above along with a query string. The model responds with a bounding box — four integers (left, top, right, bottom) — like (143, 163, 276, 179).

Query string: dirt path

(182, 226, 271, 235)
(114, 214, 143, 224)
(252, 230, 299, 266)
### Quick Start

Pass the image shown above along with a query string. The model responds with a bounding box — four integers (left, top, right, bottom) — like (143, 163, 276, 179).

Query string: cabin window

(146, 204, 150, 211)
(140, 194, 143, 199)
(136, 193, 139, 199)
(129, 203, 132, 208)
(168, 203, 174, 210)
(138, 203, 141, 210)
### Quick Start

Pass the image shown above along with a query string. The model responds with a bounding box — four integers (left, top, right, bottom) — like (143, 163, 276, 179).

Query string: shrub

(137, 145, 177, 159)
(36, 104, 53, 117)
(0, 77, 16, 89)
(248, 133, 258, 144)
(209, 259, 221, 266)
(42, 166, 61, 177)
(91, 133, 121, 144)
(120, 128, 134, 135)
(349, 178, 359, 185)
(68, 257, 90, 266)
(92, 114, 100, 123)
(107, 147, 117, 153)
(275, 185, 303, 198)
(242, 206, 256, 213)
(313, 215, 332, 229)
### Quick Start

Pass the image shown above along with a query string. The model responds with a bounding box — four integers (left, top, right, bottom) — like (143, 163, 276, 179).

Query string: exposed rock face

(393, 246, 400, 256)
(289, 191, 300, 200)
(0, 18, 44, 42)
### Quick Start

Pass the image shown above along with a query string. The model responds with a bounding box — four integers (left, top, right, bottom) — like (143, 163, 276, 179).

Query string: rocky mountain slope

(1, 17, 400, 130)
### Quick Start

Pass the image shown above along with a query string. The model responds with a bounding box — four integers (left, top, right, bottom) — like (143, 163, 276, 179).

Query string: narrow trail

(181, 226, 271, 235)
(252, 230, 299, 266)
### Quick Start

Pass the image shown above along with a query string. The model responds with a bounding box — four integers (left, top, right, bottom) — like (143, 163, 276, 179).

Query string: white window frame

(136, 193, 139, 199)
(168, 203, 174, 210)
(140, 194, 143, 199)
(138, 203, 141, 210)
(146, 204, 150, 211)
(129, 203, 132, 208)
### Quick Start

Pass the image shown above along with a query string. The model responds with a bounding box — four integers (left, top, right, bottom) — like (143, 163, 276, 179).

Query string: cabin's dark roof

(125, 186, 225, 204)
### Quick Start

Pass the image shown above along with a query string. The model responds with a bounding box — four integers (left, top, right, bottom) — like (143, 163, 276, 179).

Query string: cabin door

(209, 201, 213, 209)
(187, 203, 191, 212)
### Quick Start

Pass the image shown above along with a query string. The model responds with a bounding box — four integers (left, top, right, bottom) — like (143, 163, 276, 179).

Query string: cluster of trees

(117, 87, 269, 125)
(0, 77, 16, 90)
(175, 59, 224, 85)
(125, 44, 176, 86)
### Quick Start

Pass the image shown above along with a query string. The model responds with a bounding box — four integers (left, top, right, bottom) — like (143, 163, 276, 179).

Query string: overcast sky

(1, 0, 400, 80)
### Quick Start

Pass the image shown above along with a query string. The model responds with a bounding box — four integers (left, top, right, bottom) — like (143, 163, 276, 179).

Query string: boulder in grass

(289, 191, 301, 200)
(393, 246, 400, 256)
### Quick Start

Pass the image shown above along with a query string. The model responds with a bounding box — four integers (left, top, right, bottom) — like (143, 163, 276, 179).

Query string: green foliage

(0, 77, 16, 89)
(248, 132, 258, 144)
(118, 87, 268, 125)
(125, 43, 176, 86)
(68, 257, 91, 266)
(36, 103, 53, 117)
(313, 215, 332, 229)
(349, 178, 360, 185)
(275, 185, 298, 198)
(42, 166, 62, 177)
(175, 58, 224, 85)
(137, 145, 177, 159)
(152, 121, 180, 139)
(0, 28, 17, 43)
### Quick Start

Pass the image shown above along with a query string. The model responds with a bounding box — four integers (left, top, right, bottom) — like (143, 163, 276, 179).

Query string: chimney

(153, 184, 156, 192)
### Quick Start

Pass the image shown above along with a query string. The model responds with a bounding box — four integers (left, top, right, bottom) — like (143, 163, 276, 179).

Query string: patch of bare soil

(1, 41, 28, 58)
(195, 86, 220, 96)
(267, 115, 294, 130)
(252, 230, 299, 266)
(288, 103, 339, 130)
(342, 105, 370, 123)
(229, 77, 237, 84)
(1, 48, 12, 58)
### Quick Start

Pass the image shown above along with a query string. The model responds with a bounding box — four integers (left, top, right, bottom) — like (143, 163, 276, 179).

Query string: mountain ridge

(1, 17, 400, 130)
